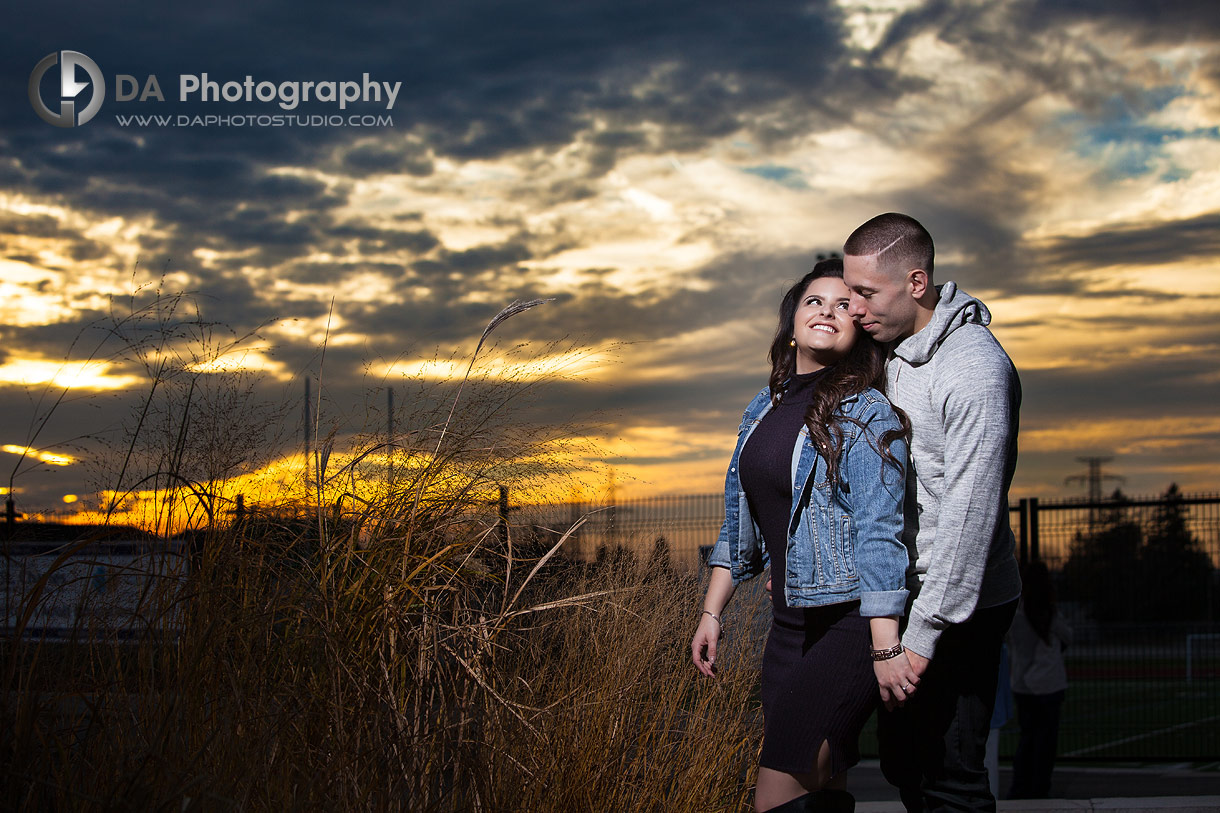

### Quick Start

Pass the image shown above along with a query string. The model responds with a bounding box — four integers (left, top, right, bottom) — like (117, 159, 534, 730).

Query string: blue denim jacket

(707, 385, 909, 617)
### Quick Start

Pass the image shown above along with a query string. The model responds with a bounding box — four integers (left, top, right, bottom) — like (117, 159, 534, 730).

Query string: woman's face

(792, 275, 858, 373)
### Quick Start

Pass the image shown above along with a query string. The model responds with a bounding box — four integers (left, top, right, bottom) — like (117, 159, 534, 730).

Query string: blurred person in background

(1007, 560, 1072, 799)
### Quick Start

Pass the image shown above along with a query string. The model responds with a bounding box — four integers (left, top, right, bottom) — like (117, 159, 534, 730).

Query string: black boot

(759, 793, 813, 813)
(806, 789, 855, 813)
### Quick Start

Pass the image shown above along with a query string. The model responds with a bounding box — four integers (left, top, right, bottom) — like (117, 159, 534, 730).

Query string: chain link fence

(518, 489, 1220, 760)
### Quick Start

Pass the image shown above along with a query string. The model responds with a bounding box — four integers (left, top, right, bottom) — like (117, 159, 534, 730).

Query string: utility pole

(303, 377, 312, 514)
(606, 468, 618, 550)
(386, 386, 394, 483)
(303, 377, 312, 460)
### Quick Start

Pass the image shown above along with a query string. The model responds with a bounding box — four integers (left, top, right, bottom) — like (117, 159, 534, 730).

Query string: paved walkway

(847, 760, 1220, 811)
(857, 800, 1220, 812)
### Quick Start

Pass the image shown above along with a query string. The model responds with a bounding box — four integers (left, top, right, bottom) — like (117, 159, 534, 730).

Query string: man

(842, 213, 1022, 812)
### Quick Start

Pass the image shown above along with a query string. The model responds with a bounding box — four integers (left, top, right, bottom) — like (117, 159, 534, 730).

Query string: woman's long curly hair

(767, 257, 910, 487)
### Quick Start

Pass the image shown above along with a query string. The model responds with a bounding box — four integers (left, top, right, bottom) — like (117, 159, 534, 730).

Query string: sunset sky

(3, 0, 1219, 516)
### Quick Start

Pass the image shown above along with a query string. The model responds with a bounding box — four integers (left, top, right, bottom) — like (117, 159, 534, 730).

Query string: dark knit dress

(738, 370, 880, 776)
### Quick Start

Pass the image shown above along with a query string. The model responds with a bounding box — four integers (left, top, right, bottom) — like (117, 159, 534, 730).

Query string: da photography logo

(29, 51, 105, 127)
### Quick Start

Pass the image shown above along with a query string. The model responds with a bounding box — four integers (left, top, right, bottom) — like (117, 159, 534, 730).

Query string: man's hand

(906, 649, 930, 676)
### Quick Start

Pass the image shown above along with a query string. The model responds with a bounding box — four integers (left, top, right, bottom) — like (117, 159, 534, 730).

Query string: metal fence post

(1018, 497, 1029, 566)
(1029, 496, 1040, 562)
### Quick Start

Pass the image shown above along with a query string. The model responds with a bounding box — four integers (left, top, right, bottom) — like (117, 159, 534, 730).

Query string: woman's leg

(756, 741, 847, 811)
(1030, 690, 1066, 797)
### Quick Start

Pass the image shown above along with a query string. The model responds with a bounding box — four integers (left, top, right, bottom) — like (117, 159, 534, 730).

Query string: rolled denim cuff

(859, 588, 909, 618)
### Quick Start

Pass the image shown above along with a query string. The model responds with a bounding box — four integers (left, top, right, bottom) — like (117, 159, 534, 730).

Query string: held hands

(874, 650, 923, 711)
(690, 613, 722, 678)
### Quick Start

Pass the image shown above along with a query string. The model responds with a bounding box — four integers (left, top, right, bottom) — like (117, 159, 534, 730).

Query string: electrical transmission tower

(1066, 456, 1125, 529)
(1065, 456, 1125, 503)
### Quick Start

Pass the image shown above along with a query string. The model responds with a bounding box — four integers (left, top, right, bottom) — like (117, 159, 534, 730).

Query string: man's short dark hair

(844, 212, 934, 276)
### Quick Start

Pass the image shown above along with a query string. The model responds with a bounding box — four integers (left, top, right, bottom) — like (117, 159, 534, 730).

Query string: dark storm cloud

(3, 0, 877, 178)
(881, 165, 1035, 292)
(380, 0, 889, 158)
(5, 0, 1220, 506)
(415, 241, 533, 276)
(1205, 50, 1220, 89)
(1, 222, 112, 268)
(880, 0, 1220, 60)
(512, 282, 763, 344)
(1026, 0, 1220, 41)
(853, 0, 1220, 298)
(1037, 212, 1220, 270)
(354, 248, 809, 347)
(875, 158, 1220, 299)
(0, 211, 117, 269)
(341, 142, 435, 178)
(0, 212, 67, 239)
(1, 0, 904, 367)
(280, 260, 401, 286)
(0, 314, 106, 360)
(5, 0, 1214, 321)
(328, 223, 439, 255)
(297, 247, 802, 435)
(870, 0, 1220, 149)
(1021, 355, 1220, 423)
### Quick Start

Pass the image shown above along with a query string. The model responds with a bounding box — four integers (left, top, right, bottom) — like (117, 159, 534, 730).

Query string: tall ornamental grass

(2, 296, 764, 811)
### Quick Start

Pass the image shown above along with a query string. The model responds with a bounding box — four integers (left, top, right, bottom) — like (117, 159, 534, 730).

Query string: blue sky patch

(742, 163, 808, 189)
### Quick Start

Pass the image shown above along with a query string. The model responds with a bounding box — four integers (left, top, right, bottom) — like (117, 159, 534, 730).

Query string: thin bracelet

(870, 642, 904, 661)
(701, 610, 722, 628)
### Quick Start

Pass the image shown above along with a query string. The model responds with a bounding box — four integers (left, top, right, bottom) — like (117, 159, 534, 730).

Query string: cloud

(340, 141, 435, 177)
(1035, 212, 1220, 269)
(4, 0, 1220, 510)
(1026, 0, 1220, 42)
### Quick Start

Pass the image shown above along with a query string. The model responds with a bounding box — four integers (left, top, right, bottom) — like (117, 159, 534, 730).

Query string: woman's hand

(874, 651, 921, 710)
(693, 567, 734, 678)
(691, 613, 722, 677)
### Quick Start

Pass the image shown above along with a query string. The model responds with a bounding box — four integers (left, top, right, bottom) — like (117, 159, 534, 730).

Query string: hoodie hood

(892, 281, 991, 365)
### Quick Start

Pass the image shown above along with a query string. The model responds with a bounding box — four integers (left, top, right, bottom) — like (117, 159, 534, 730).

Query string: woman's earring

(789, 338, 796, 347)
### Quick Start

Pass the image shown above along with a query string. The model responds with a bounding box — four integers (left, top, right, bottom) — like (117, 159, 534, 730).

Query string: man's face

(843, 253, 918, 343)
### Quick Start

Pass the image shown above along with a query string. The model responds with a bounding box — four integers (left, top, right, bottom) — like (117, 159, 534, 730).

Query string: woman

(691, 259, 919, 813)
(1007, 560, 1072, 799)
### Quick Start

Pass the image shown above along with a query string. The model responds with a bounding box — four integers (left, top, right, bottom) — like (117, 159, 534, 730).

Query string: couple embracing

(691, 213, 1022, 813)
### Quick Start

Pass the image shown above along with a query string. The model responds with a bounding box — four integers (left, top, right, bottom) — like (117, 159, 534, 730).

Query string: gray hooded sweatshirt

(887, 281, 1023, 658)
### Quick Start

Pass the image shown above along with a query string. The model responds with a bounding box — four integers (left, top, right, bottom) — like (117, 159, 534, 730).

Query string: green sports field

(858, 672, 1220, 761)
(1035, 678, 1219, 760)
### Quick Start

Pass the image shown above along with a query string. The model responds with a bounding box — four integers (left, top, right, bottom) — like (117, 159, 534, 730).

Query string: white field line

(1063, 712, 1220, 757)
